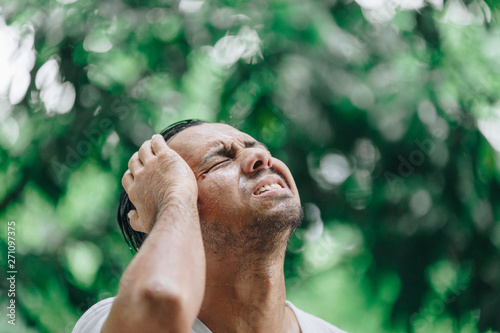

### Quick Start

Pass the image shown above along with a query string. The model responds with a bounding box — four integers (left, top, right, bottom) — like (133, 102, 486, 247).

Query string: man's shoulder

(286, 301, 348, 333)
(72, 297, 115, 333)
(73, 297, 347, 333)
(72, 297, 211, 333)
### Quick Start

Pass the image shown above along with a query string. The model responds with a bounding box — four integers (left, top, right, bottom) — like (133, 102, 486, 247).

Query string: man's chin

(200, 202, 303, 258)
(251, 201, 303, 235)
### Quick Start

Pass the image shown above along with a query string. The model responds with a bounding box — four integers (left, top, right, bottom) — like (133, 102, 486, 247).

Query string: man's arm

(102, 135, 206, 333)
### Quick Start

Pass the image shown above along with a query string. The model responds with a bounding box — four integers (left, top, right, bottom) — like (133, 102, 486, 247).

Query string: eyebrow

(200, 141, 268, 166)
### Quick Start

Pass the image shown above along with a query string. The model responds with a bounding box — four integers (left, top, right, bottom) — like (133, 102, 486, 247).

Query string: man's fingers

(151, 134, 169, 155)
(128, 152, 143, 173)
(138, 140, 154, 164)
(122, 170, 134, 190)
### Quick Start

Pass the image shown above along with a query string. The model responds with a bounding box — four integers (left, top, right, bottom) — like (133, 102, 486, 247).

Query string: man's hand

(121, 134, 198, 233)
(103, 134, 206, 333)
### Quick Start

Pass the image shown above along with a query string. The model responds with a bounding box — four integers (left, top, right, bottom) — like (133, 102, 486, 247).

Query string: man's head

(118, 120, 302, 254)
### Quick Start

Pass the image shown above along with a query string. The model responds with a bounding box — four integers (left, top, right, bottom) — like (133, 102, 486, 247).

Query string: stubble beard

(199, 199, 303, 264)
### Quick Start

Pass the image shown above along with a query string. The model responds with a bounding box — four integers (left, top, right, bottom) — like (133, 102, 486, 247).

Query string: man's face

(168, 123, 302, 244)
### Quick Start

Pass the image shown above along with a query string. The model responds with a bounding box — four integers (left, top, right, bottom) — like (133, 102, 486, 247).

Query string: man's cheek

(197, 189, 223, 220)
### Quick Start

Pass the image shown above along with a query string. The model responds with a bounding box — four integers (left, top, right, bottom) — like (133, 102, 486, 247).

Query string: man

(73, 120, 346, 333)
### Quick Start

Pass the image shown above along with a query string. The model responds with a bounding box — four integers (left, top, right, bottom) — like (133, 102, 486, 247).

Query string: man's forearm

(102, 199, 206, 333)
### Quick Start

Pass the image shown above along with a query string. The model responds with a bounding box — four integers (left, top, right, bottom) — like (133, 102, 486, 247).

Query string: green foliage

(1, 0, 500, 332)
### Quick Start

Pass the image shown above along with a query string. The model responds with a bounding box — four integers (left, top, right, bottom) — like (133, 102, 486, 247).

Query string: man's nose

(241, 149, 272, 174)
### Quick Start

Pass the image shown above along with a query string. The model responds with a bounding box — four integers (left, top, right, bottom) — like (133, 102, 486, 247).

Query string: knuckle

(139, 142, 149, 152)
(121, 172, 131, 185)
(156, 149, 166, 158)
(128, 189, 138, 200)
(156, 150, 170, 161)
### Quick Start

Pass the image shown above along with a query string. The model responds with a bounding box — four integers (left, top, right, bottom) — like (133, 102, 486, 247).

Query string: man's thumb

(128, 210, 148, 233)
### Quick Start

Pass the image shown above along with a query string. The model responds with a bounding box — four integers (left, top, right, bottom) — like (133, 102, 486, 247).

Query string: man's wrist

(154, 195, 199, 227)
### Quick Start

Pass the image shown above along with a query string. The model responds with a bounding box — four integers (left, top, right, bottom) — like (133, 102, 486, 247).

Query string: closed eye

(206, 159, 230, 173)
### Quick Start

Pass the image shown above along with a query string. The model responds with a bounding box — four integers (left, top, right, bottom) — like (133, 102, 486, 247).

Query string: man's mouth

(252, 173, 287, 196)
(254, 183, 284, 195)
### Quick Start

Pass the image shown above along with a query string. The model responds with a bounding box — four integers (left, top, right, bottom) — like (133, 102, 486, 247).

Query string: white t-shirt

(72, 297, 346, 333)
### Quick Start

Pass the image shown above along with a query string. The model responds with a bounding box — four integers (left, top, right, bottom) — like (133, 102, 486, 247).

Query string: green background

(1, 0, 500, 332)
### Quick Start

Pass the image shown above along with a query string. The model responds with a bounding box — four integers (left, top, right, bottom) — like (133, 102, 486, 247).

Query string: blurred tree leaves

(1, 0, 500, 332)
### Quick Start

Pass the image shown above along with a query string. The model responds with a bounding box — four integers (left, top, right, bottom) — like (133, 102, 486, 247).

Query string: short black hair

(117, 119, 206, 252)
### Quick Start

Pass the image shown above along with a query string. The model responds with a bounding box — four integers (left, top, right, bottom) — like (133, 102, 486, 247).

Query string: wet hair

(117, 119, 206, 252)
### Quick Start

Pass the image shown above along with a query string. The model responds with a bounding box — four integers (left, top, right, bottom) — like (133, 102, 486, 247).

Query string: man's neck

(198, 242, 300, 333)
